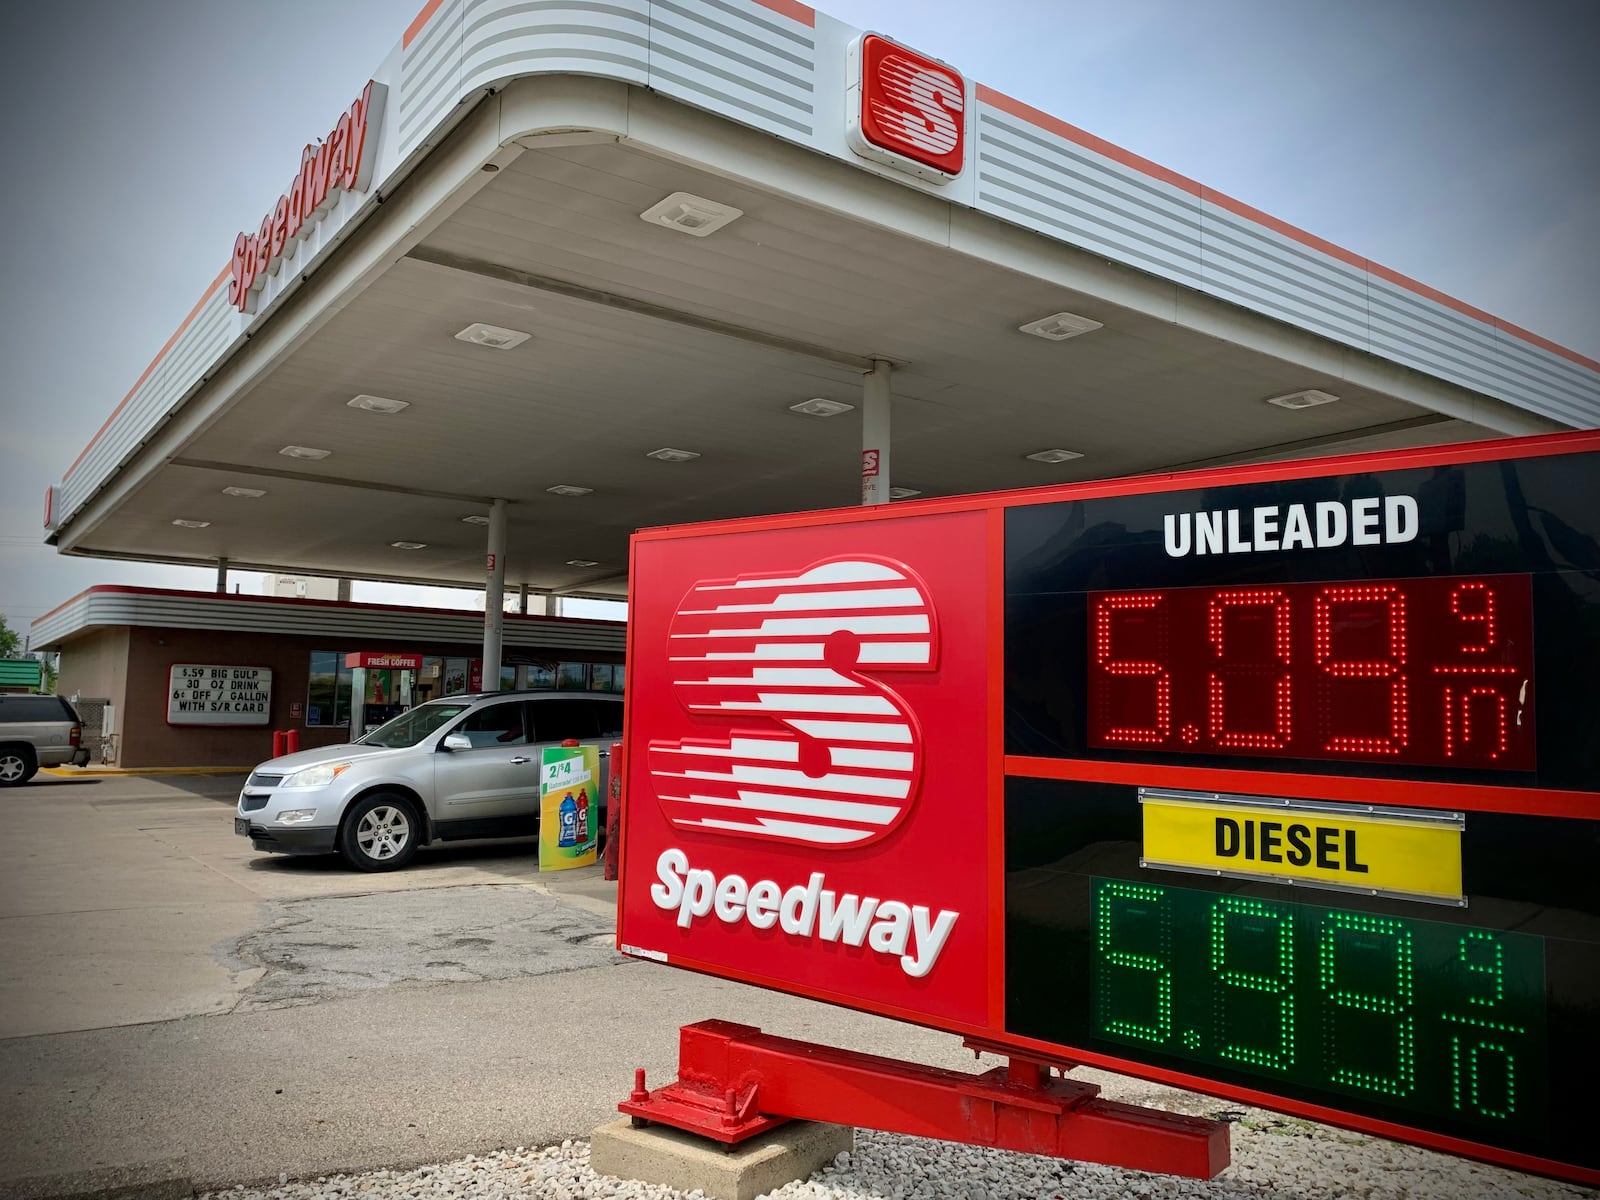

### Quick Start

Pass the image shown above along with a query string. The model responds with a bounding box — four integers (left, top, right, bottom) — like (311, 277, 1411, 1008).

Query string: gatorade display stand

(540, 740, 600, 871)
(616, 430, 1600, 1187)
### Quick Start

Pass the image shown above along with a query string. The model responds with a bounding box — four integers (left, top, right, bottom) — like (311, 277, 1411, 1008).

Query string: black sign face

(1002, 447, 1600, 1181)
(1005, 451, 1600, 792)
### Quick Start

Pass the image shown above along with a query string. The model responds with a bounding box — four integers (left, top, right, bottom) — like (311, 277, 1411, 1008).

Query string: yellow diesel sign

(1139, 789, 1464, 905)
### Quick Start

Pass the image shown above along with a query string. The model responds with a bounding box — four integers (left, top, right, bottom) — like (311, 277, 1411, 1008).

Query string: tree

(0, 613, 19, 659)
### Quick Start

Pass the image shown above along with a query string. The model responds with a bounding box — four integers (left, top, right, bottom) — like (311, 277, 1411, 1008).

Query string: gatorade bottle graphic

(558, 794, 578, 847)
(576, 789, 590, 843)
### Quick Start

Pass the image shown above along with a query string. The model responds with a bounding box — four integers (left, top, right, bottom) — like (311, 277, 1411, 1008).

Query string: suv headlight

(280, 762, 352, 789)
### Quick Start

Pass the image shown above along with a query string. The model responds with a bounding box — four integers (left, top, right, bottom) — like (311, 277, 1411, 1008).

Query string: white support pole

(215, 558, 229, 593)
(482, 498, 507, 692)
(861, 359, 891, 505)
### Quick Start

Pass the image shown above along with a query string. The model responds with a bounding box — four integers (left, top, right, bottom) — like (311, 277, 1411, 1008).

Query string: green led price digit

(1094, 882, 1172, 1044)
(1210, 897, 1295, 1070)
(1319, 912, 1415, 1097)
(1445, 931, 1524, 1120)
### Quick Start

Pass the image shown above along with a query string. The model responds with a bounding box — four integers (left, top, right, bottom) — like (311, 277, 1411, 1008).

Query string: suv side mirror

(440, 732, 472, 753)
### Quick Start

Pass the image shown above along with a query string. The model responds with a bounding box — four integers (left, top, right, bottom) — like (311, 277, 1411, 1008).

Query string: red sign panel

(623, 512, 992, 1026)
(848, 34, 965, 179)
(1088, 573, 1536, 770)
(620, 431, 1600, 1188)
(344, 651, 424, 670)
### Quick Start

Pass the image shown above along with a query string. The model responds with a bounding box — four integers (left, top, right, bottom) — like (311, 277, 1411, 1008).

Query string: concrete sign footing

(589, 1117, 852, 1200)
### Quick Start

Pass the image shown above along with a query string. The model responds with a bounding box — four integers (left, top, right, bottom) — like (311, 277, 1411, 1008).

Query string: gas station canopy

(45, 0, 1600, 600)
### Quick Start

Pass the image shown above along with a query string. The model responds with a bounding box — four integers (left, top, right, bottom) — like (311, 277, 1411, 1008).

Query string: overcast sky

(1, 0, 1595, 636)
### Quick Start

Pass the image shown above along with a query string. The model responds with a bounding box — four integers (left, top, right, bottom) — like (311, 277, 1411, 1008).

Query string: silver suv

(235, 691, 621, 871)
(0, 694, 90, 786)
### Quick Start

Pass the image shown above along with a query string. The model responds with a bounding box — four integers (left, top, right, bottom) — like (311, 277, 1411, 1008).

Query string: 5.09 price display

(1091, 878, 1547, 1135)
(1088, 573, 1535, 770)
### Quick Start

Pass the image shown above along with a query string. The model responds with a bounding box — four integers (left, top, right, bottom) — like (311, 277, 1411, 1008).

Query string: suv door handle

(509, 755, 532, 764)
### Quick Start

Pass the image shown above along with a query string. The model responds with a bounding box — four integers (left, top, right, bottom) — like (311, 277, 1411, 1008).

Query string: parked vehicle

(0, 694, 90, 786)
(235, 690, 621, 870)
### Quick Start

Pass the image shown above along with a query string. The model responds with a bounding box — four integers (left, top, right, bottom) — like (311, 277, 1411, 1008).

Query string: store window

(306, 651, 353, 727)
(589, 664, 614, 692)
(557, 662, 589, 691)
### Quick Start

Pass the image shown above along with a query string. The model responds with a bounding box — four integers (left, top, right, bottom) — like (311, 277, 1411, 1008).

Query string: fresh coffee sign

(167, 665, 273, 725)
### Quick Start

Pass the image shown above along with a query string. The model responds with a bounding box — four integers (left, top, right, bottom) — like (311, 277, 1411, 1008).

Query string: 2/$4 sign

(168, 665, 273, 726)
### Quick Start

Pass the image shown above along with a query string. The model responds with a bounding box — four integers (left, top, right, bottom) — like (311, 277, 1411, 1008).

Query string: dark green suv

(0, 695, 89, 786)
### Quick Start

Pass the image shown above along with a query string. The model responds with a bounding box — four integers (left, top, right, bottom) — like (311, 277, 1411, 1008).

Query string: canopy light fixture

(171, 518, 211, 529)
(789, 397, 855, 418)
(389, 541, 428, 550)
(547, 485, 593, 497)
(566, 558, 600, 568)
(460, 514, 491, 526)
(889, 487, 923, 499)
(1018, 311, 1103, 341)
(1266, 389, 1340, 410)
(640, 191, 744, 238)
(347, 394, 410, 414)
(279, 445, 331, 460)
(1025, 448, 1085, 464)
(221, 486, 267, 498)
(454, 322, 530, 350)
(646, 447, 701, 462)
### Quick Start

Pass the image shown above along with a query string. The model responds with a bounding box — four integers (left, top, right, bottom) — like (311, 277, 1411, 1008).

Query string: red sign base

(620, 1020, 1230, 1179)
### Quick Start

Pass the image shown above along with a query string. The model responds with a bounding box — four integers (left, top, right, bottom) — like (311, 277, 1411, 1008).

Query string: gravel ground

(201, 1102, 1596, 1200)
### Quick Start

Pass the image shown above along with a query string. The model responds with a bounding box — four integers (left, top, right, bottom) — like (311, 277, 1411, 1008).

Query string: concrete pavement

(0, 773, 1007, 1194)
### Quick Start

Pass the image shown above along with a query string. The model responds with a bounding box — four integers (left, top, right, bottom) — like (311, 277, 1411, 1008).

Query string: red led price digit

(1093, 593, 1171, 745)
(1315, 585, 1409, 756)
(1436, 582, 1517, 760)
(1443, 687, 1511, 761)
(1207, 589, 1292, 750)
(1451, 581, 1496, 653)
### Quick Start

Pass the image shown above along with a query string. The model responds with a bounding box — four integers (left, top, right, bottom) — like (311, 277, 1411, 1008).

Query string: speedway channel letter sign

(618, 431, 1600, 1188)
(168, 665, 272, 725)
(227, 82, 387, 314)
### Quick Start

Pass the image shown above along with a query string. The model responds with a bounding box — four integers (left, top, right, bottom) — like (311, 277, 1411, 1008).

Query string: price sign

(622, 431, 1600, 1187)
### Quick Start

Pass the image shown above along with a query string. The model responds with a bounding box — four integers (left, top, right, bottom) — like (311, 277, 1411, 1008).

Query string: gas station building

(31, 586, 624, 767)
(34, 0, 1599, 767)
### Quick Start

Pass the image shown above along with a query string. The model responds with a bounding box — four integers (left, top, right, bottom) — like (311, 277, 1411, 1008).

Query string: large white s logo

(872, 53, 963, 157)
(648, 558, 938, 848)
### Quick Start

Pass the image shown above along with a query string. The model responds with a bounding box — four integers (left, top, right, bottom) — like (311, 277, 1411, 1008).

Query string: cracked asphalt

(0, 773, 998, 1196)
(231, 886, 623, 1009)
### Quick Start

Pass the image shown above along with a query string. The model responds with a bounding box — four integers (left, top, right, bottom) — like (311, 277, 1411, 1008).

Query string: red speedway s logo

(847, 34, 966, 180)
(648, 558, 937, 848)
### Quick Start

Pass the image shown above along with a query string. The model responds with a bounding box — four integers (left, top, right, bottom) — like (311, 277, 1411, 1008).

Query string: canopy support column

(482, 499, 507, 692)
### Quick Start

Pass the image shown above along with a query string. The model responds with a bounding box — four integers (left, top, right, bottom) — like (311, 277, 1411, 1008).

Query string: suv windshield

(357, 702, 470, 748)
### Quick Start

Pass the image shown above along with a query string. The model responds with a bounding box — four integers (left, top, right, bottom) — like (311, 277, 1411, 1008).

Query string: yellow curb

(42, 766, 252, 777)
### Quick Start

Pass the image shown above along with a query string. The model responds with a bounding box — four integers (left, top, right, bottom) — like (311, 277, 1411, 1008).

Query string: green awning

(0, 659, 44, 691)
